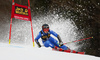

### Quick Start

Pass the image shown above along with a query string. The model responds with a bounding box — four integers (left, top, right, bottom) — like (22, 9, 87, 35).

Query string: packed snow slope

(0, 43, 100, 60)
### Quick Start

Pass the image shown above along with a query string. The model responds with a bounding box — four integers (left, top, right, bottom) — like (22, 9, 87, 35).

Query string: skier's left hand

(59, 42, 63, 47)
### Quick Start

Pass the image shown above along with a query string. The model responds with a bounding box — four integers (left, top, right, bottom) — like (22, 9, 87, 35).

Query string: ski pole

(63, 36, 93, 45)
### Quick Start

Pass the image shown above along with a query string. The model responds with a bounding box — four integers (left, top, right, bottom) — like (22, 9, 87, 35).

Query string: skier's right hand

(38, 43, 41, 48)
(35, 40, 41, 48)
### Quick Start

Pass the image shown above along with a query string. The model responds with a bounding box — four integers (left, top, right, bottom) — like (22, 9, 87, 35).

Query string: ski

(52, 46, 85, 55)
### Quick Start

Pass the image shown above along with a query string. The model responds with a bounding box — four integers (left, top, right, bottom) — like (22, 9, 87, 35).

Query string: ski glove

(35, 40, 41, 48)
(59, 42, 63, 47)
(57, 35, 63, 46)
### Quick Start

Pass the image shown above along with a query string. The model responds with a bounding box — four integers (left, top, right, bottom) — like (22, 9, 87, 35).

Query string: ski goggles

(43, 28, 49, 32)
(42, 26, 49, 29)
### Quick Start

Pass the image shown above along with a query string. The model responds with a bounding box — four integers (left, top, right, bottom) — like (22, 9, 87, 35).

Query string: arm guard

(35, 40, 41, 48)
(57, 35, 62, 43)
(57, 35, 63, 46)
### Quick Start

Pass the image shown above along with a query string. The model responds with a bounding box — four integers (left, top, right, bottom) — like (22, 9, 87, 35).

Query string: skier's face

(43, 28, 49, 33)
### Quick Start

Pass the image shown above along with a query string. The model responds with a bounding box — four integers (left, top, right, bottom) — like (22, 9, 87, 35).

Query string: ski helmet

(42, 24, 49, 32)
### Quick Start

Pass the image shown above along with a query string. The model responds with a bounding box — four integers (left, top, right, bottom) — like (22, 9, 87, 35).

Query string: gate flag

(9, 0, 35, 47)
(11, 3, 31, 21)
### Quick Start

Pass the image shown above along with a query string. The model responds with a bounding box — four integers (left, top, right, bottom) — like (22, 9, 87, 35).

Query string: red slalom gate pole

(12, 0, 14, 2)
(63, 37, 93, 45)
(9, 0, 14, 44)
(30, 21, 35, 47)
(9, 18, 12, 44)
(28, 0, 35, 47)
(28, 0, 30, 7)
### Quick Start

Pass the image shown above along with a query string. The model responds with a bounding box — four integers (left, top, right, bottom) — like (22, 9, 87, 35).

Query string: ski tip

(78, 52, 85, 55)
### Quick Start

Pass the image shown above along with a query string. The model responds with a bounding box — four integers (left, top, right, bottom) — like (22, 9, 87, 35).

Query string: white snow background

(0, 14, 100, 60)
(0, 43, 100, 60)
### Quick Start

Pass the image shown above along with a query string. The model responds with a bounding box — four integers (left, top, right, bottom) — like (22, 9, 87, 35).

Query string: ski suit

(35, 29, 68, 50)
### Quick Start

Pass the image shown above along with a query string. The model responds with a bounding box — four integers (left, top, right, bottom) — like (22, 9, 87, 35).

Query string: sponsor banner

(11, 3, 31, 21)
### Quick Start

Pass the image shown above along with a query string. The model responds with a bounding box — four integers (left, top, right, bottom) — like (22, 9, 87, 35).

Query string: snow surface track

(0, 43, 100, 60)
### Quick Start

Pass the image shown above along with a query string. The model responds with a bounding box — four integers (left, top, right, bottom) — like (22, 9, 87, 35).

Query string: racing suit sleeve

(50, 30, 63, 46)
(50, 30, 58, 37)
(35, 32, 42, 47)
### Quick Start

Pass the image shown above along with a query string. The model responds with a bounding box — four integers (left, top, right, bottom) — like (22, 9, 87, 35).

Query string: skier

(35, 24, 69, 50)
